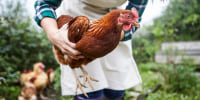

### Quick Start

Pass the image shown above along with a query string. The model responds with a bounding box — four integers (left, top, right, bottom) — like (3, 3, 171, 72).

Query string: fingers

(120, 31, 125, 40)
(60, 23, 68, 31)
(60, 44, 84, 60)
(62, 43, 80, 55)
(68, 55, 84, 60)
(55, 23, 85, 60)
(60, 28, 77, 49)
(63, 38, 76, 48)
(63, 52, 84, 60)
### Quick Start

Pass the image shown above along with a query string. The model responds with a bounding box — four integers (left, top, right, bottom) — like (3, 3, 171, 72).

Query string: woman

(34, 0, 148, 100)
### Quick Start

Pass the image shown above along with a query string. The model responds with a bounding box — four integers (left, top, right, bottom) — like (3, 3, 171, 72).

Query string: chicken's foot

(80, 66, 98, 90)
(72, 69, 88, 98)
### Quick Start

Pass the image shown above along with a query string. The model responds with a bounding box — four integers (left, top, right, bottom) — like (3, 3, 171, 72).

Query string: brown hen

(53, 8, 140, 97)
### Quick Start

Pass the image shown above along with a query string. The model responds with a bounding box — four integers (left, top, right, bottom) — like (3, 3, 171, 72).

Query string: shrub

(0, 85, 21, 99)
(0, 0, 58, 74)
(132, 33, 159, 63)
(158, 64, 200, 94)
(138, 62, 200, 100)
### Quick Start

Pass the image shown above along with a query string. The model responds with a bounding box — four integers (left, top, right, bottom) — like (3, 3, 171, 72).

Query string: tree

(149, 0, 200, 41)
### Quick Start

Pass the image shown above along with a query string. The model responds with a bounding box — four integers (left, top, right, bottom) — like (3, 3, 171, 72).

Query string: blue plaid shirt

(34, 0, 148, 41)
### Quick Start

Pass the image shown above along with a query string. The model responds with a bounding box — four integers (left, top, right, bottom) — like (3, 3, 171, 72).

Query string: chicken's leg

(72, 69, 88, 98)
(39, 88, 48, 100)
(40, 93, 48, 100)
(80, 66, 98, 90)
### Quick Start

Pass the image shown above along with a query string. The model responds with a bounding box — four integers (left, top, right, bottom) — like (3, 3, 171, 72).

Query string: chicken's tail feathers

(68, 16, 90, 43)
(57, 15, 73, 29)
(53, 45, 69, 65)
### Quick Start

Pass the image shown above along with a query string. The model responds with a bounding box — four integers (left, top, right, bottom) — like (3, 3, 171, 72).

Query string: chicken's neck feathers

(87, 15, 121, 38)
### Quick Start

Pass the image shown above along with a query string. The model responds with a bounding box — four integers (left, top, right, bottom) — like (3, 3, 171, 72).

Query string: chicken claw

(72, 69, 88, 98)
(80, 66, 98, 90)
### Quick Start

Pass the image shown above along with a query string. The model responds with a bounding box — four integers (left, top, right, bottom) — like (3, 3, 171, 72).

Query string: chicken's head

(118, 8, 140, 31)
(33, 62, 45, 74)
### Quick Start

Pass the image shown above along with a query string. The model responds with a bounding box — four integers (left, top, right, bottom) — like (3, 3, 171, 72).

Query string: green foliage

(132, 34, 159, 63)
(131, 0, 200, 99)
(0, 0, 58, 73)
(0, 0, 58, 99)
(158, 64, 200, 94)
(139, 63, 165, 89)
(148, 0, 200, 41)
(53, 67, 62, 92)
(0, 85, 21, 99)
(0, 0, 199, 99)
(147, 91, 200, 100)
(138, 62, 200, 100)
(133, 0, 200, 64)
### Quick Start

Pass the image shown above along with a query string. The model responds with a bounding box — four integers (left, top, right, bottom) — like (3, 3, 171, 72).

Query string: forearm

(35, 0, 82, 59)
(40, 17, 82, 58)
(41, 17, 58, 43)
(34, 0, 62, 26)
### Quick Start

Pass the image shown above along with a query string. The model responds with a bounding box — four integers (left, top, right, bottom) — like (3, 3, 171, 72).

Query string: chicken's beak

(132, 20, 140, 28)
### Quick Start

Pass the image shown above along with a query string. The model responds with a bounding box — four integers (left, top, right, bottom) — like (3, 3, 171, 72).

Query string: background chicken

(31, 63, 48, 100)
(19, 62, 55, 100)
(20, 70, 34, 86)
(18, 78, 37, 100)
(53, 8, 140, 97)
(46, 68, 55, 87)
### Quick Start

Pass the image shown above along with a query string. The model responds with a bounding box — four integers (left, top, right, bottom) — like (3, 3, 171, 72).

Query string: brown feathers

(53, 9, 138, 68)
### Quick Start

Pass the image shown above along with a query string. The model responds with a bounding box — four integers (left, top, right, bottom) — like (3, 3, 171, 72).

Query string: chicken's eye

(127, 15, 130, 18)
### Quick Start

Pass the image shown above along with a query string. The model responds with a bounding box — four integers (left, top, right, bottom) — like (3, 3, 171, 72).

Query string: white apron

(59, 0, 142, 96)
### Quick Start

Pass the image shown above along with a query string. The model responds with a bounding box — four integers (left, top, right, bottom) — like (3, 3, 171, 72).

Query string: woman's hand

(41, 17, 84, 60)
(120, 31, 125, 40)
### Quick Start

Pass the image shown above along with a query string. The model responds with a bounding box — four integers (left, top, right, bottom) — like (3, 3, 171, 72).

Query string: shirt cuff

(34, 9, 57, 26)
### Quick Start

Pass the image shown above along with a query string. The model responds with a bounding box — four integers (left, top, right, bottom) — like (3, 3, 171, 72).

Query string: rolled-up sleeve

(34, 0, 62, 26)
(121, 0, 148, 41)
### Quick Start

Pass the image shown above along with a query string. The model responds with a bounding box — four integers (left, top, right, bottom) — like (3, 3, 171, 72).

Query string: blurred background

(0, 0, 199, 100)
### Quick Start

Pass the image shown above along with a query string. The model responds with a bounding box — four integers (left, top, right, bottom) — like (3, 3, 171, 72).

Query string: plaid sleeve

(121, 0, 148, 41)
(34, 0, 62, 26)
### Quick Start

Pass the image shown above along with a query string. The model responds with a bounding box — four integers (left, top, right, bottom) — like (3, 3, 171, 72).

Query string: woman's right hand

(41, 17, 84, 60)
